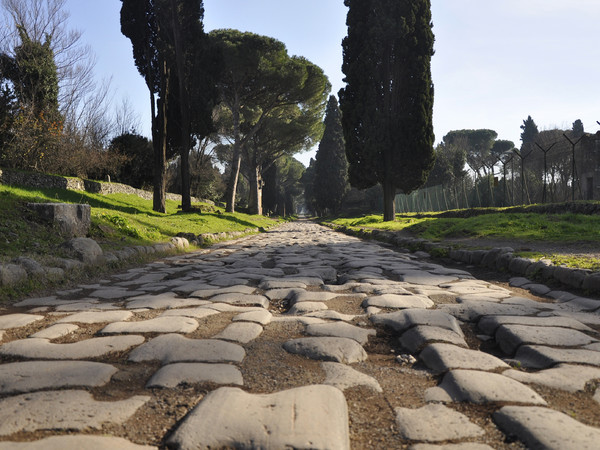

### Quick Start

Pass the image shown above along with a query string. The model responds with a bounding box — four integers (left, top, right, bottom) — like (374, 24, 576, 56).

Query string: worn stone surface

(56, 310, 134, 324)
(477, 314, 593, 335)
(425, 370, 547, 405)
(494, 406, 600, 450)
(128, 334, 245, 364)
(287, 301, 328, 315)
(0, 335, 145, 359)
(305, 322, 376, 345)
(496, 324, 598, 355)
(59, 237, 103, 264)
(514, 345, 600, 369)
(146, 363, 243, 388)
(363, 294, 434, 310)
(0, 390, 149, 435)
(167, 385, 350, 450)
(283, 337, 367, 363)
(395, 403, 485, 441)
(400, 326, 468, 353)
(233, 309, 273, 325)
(0, 361, 118, 394)
(101, 316, 198, 334)
(420, 343, 509, 373)
(0, 314, 44, 330)
(503, 363, 600, 392)
(212, 322, 263, 343)
(0, 435, 156, 449)
(29, 323, 79, 339)
(321, 362, 382, 393)
(370, 309, 463, 336)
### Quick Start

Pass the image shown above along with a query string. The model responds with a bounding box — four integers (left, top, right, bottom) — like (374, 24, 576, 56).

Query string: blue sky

(62, 0, 600, 166)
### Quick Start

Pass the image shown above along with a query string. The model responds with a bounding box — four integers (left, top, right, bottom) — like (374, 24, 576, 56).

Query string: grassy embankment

(330, 209, 600, 271)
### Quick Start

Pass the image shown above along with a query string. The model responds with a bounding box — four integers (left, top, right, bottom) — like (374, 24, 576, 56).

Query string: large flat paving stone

(425, 370, 547, 405)
(288, 301, 328, 315)
(0, 435, 156, 449)
(167, 385, 350, 450)
(29, 323, 78, 339)
(101, 316, 198, 334)
(306, 322, 376, 345)
(291, 291, 346, 303)
(409, 444, 494, 450)
(321, 362, 382, 393)
(0, 390, 149, 436)
(494, 405, 600, 450)
(88, 288, 145, 300)
(514, 345, 600, 369)
(0, 335, 145, 359)
(0, 314, 44, 330)
(503, 363, 600, 392)
(305, 310, 358, 322)
(128, 334, 245, 364)
(283, 337, 367, 363)
(56, 310, 134, 324)
(370, 309, 464, 336)
(190, 285, 256, 298)
(438, 301, 543, 322)
(496, 324, 598, 355)
(146, 363, 243, 388)
(212, 322, 263, 343)
(0, 361, 117, 394)
(362, 294, 434, 309)
(208, 293, 270, 308)
(400, 326, 467, 353)
(477, 314, 593, 335)
(420, 343, 509, 373)
(159, 307, 220, 319)
(126, 293, 206, 309)
(396, 271, 459, 286)
(233, 309, 273, 325)
(395, 403, 485, 441)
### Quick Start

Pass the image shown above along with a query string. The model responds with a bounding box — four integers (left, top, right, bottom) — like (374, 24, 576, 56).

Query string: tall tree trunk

(169, 0, 192, 212)
(248, 164, 263, 215)
(382, 179, 396, 222)
(153, 61, 169, 214)
(225, 93, 241, 213)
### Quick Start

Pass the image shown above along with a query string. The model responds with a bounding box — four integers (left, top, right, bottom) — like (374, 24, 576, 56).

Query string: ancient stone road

(1, 221, 600, 448)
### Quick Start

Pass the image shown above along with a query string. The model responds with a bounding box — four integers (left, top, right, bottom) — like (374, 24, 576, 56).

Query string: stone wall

(0, 168, 207, 204)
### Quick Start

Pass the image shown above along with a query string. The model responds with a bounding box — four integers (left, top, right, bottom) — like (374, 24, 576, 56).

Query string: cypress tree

(339, 0, 435, 221)
(314, 95, 349, 214)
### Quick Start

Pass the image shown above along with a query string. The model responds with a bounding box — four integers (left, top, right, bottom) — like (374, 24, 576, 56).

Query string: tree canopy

(339, 0, 435, 221)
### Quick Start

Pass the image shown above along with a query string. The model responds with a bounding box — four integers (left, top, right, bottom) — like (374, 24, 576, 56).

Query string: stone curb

(0, 228, 261, 294)
(325, 223, 600, 296)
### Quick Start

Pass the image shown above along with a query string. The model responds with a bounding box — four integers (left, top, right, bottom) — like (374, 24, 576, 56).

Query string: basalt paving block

(128, 334, 245, 364)
(305, 310, 358, 322)
(0, 390, 149, 436)
(272, 316, 327, 325)
(88, 288, 145, 300)
(400, 326, 468, 353)
(495, 324, 598, 355)
(190, 285, 256, 298)
(159, 307, 220, 319)
(321, 362, 382, 393)
(13, 297, 69, 307)
(126, 293, 206, 310)
(494, 405, 600, 450)
(54, 302, 119, 312)
(0, 335, 145, 359)
(409, 444, 494, 450)
(259, 280, 307, 290)
(56, 310, 134, 324)
(167, 385, 350, 450)
(201, 303, 264, 313)
(101, 316, 198, 334)
(0, 435, 157, 449)
(514, 345, 600, 369)
(559, 296, 600, 312)
(425, 370, 547, 405)
(264, 288, 304, 301)
(395, 271, 459, 286)
(283, 337, 368, 364)
(0, 361, 117, 394)
(146, 362, 243, 388)
(233, 310, 273, 325)
(370, 309, 464, 336)
(29, 323, 79, 339)
(544, 310, 600, 326)
(438, 301, 546, 322)
(503, 364, 600, 392)
(207, 276, 252, 287)
(362, 294, 434, 310)
(305, 322, 376, 345)
(522, 283, 552, 296)
(477, 315, 593, 335)
(419, 343, 509, 373)
(208, 293, 270, 308)
(395, 403, 485, 441)
(212, 322, 263, 343)
(291, 291, 345, 304)
(0, 314, 44, 330)
(287, 301, 328, 315)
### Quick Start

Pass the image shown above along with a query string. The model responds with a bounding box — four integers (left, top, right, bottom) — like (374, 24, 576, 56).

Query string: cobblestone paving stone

(1, 221, 600, 448)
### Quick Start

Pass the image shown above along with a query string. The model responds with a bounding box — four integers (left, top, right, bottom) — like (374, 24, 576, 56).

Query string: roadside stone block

(494, 406, 600, 450)
(167, 385, 350, 450)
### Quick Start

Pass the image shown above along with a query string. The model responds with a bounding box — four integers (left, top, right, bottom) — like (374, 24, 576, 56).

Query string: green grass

(332, 212, 600, 243)
(0, 184, 279, 262)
